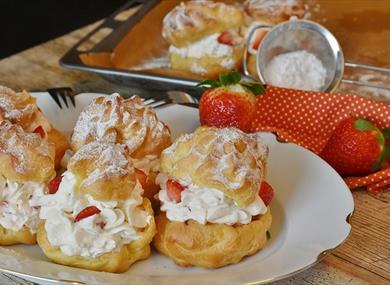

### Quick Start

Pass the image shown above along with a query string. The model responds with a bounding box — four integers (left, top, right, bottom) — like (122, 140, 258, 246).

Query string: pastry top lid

(160, 126, 268, 207)
(68, 141, 139, 201)
(71, 94, 171, 158)
(0, 120, 55, 182)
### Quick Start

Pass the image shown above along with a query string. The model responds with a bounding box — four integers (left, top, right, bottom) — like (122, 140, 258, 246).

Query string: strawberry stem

(197, 71, 265, 96)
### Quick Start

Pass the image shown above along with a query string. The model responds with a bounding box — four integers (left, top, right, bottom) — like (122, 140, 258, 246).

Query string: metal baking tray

(60, 0, 390, 97)
(60, 0, 202, 94)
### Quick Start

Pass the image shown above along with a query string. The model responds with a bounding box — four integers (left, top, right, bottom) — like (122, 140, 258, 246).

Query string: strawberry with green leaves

(320, 118, 390, 176)
(197, 71, 265, 132)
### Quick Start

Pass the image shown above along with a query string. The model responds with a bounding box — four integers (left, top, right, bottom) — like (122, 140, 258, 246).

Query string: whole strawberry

(197, 71, 265, 132)
(320, 118, 389, 176)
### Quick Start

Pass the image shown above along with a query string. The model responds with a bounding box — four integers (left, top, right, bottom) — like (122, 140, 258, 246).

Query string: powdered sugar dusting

(245, 0, 307, 19)
(71, 94, 171, 156)
(0, 86, 37, 124)
(163, 127, 268, 191)
(70, 142, 131, 187)
(0, 120, 52, 174)
(210, 128, 268, 189)
(162, 1, 227, 38)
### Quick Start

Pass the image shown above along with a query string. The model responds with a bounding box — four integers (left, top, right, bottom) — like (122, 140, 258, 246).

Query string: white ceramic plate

(0, 93, 354, 285)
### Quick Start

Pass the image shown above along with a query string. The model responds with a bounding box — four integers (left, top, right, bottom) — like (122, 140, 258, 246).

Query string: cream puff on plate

(153, 126, 273, 268)
(0, 86, 69, 170)
(71, 94, 172, 205)
(0, 120, 55, 245)
(162, 1, 245, 78)
(35, 142, 156, 273)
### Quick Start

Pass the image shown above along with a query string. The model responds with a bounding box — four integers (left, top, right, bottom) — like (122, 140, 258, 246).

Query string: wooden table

(0, 16, 389, 285)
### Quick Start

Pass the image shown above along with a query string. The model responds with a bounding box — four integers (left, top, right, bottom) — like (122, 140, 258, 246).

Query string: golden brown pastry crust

(68, 142, 139, 201)
(0, 86, 38, 127)
(37, 198, 157, 273)
(47, 128, 70, 171)
(0, 86, 70, 170)
(0, 225, 36, 245)
(153, 209, 272, 268)
(0, 120, 55, 183)
(160, 127, 268, 208)
(162, 1, 244, 47)
(71, 94, 171, 157)
(244, 0, 306, 25)
(143, 170, 160, 209)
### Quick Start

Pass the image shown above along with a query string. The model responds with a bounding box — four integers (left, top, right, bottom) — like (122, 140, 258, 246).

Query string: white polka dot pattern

(252, 86, 390, 193)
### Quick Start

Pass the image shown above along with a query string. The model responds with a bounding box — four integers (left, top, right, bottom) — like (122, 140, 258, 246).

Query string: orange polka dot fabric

(251, 86, 390, 193)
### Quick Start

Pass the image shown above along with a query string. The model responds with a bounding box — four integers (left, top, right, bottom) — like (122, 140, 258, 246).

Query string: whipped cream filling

(132, 155, 160, 174)
(169, 33, 235, 59)
(156, 174, 267, 225)
(34, 171, 151, 258)
(0, 175, 45, 233)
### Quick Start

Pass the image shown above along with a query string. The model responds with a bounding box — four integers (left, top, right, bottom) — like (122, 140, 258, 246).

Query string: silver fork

(141, 91, 199, 108)
(47, 87, 76, 109)
(47, 87, 198, 109)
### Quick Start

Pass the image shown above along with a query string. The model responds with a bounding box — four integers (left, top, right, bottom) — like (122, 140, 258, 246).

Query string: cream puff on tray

(35, 142, 156, 273)
(162, 1, 245, 78)
(153, 126, 273, 268)
(0, 86, 69, 170)
(71, 94, 172, 205)
(0, 120, 56, 245)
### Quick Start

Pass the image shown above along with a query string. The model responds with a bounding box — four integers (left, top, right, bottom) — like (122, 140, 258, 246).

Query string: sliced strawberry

(218, 31, 234, 46)
(74, 206, 101, 222)
(259, 181, 274, 206)
(33, 126, 45, 138)
(48, 176, 63, 194)
(252, 29, 268, 50)
(166, 179, 185, 203)
(135, 168, 147, 190)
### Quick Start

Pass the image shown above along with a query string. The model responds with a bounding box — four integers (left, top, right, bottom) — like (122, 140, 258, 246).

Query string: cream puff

(0, 120, 56, 245)
(71, 94, 171, 205)
(35, 142, 156, 273)
(162, 1, 245, 78)
(153, 126, 273, 268)
(0, 86, 70, 170)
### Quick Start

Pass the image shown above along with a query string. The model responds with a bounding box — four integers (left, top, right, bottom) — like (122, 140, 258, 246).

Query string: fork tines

(139, 94, 173, 108)
(47, 87, 76, 109)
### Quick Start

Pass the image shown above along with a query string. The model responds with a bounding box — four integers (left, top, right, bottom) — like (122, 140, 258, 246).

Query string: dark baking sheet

(60, 0, 390, 95)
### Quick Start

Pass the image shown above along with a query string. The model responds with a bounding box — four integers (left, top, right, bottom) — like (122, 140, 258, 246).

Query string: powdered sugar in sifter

(243, 19, 390, 93)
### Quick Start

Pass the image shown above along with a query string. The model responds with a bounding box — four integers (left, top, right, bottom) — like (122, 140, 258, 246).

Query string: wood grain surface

(0, 2, 389, 285)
